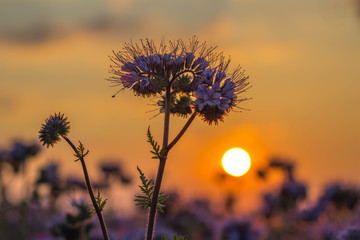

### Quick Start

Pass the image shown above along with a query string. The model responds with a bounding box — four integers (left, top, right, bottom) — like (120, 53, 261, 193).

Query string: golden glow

(222, 148, 251, 177)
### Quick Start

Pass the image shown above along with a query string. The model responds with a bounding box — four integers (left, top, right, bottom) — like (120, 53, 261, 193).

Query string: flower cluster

(109, 37, 250, 124)
(39, 113, 70, 148)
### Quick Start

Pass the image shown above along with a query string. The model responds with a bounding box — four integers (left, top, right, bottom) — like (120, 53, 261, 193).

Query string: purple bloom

(146, 55, 161, 70)
(161, 53, 173, 66)
(193, 57, 209, 71)
(193, 66, 245, 124)
(174, 57, 185, 66)
(121, 72, 140, 88)
(215, 71, 226, 82)
(109, 37, 250, 122)
(137, 60, 149, 72)
(201, 68, 216, 86)
(194, 84, 221, 111)
(185, 53, 195, 69)
(222, 79, 236, 99)
(121, 62, 136, 72)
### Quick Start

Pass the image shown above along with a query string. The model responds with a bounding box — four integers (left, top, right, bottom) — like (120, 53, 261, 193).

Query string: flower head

(109, 37, 214, 96)
(39, 113, 70, 148)
(193, 58, 250, 124)
(109, 37, 250, 124)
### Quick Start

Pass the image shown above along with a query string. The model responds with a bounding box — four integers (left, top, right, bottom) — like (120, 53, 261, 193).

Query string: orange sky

(1, 0, 360, 211)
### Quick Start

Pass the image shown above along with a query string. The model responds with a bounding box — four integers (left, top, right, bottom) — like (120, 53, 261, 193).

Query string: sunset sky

(1, 0, 360, 211)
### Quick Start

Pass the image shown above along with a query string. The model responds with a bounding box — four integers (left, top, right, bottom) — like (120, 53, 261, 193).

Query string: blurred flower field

(1, 140, 360, 240)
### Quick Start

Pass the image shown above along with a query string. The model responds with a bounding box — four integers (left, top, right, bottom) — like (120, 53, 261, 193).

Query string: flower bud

(39, 113, 70, 148)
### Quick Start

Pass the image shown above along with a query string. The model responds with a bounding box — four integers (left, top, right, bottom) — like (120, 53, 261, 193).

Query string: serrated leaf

(134, 166, 168, 213)
(147, 126, 166, 160)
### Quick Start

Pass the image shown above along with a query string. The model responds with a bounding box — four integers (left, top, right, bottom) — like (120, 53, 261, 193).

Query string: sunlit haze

(1, 0, 360, 212)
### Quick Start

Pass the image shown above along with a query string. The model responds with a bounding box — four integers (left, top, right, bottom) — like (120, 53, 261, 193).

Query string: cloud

(0, 0, 114, 44)
(0, 0, 225, 44)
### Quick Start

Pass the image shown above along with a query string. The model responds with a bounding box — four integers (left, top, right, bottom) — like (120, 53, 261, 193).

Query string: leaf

(73, 141, 89, 162)
(147, 126, 166, 159)
(134, 166, 168, 213)
(89, 190, 107, 216)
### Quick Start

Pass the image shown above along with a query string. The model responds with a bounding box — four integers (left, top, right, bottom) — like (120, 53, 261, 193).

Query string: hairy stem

(146, 84, 171, 240)
(62, 136, 110, 240)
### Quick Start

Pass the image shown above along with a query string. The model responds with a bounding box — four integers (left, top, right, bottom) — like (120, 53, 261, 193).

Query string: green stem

(63, 136, 110, 240)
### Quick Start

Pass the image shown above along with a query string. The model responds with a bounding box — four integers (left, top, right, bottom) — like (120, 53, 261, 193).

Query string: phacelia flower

(39, 113, 70, 148)
(109, 37, 250, 124)
(193, 59, 249, 124)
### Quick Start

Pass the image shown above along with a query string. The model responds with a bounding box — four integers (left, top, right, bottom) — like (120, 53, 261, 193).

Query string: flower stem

(146, 157, 167, 240)
(62, 136, 110, 240)
(146, 87, 197, 239)
(167, 112, 196, 152)
(146, 84, 171, 240)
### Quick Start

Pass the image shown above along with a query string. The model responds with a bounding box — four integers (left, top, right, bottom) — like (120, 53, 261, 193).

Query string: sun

(222, 148, 251, 177)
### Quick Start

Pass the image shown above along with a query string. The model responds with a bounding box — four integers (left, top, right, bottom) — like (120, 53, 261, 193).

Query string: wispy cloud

(0, 0, 226, 44)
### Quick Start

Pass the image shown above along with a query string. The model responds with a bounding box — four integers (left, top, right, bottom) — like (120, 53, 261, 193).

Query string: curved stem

(169, 69, 196, 85)
(62, 136, 110, 240)
(167, 112, 197, 152)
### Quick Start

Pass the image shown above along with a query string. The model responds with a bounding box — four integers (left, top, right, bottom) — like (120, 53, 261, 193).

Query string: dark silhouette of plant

(109, 36, 250, 239)
(39, 113, 110, 240)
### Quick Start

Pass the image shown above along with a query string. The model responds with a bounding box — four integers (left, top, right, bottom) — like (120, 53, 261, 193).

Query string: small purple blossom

(121, 62, 136, 72)
(215, 71, 226, 82)
(193, 57, 209, 71)
(193, 65, 245, 124)
(121, 72, 139, 88)
(185, 52, 196, 69)
(194, 84, 221, 111)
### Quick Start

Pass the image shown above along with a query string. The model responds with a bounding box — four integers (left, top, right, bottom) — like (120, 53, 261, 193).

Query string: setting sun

(222, 148, 251, 177)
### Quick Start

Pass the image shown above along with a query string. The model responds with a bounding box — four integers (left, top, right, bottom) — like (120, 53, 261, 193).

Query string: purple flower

(121, 62, 136, 72)
(201, 68, 216, 86)
(161, 53, 173, 67)
(146, 55, 161, 70)
(222, 79, 236, 99)
(137, 60, 149, 72)
(194, 84, 221, 111)
(121, 72, 140, 88)
(193, 57, 209, 71)
(109, 37, 250, 122)
(215, 71, 226, 82)
(185, 53, 195, 69)
(192, 58, 250, 124)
